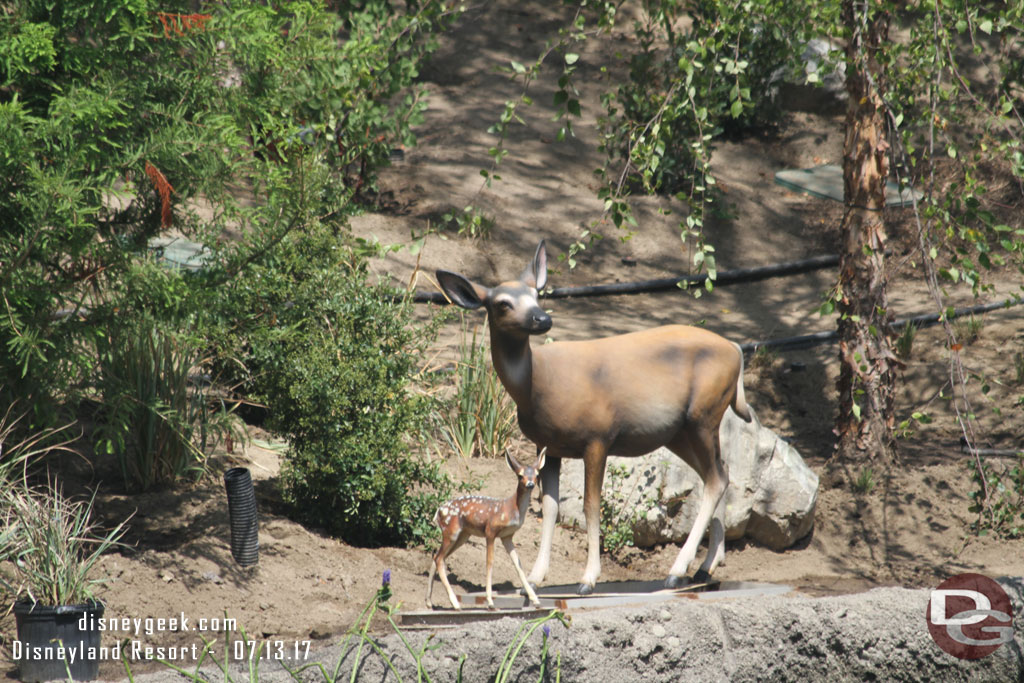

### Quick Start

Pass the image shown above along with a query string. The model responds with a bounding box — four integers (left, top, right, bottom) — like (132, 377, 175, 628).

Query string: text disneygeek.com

(7, 612, 312, 664)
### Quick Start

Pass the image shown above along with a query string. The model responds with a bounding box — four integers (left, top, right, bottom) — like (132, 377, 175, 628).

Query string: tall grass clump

(95, 320, 242, 492)
(895, 322, 917, 360)
(0, 411, 129, 605)
(1, 483, 128, 605)
(441, 320, 516, 459)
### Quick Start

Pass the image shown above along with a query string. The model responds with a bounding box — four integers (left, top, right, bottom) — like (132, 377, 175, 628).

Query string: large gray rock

(558, 406, 819, 550)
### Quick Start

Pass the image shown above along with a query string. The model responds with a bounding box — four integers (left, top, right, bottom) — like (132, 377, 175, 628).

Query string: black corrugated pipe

(412, 253, 840, 304)
(224, 467, 259, 567)
(740, 297, 1023, 354)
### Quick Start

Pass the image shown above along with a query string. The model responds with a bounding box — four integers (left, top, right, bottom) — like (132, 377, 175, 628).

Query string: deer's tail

(731, 343, 752, 422)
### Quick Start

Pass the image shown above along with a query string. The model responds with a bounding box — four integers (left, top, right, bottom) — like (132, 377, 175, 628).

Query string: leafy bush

(598, 0, 803, 197)
(969, 456, 1024, 539)
(0, 0, 449, 441)
(599, 463, 654, 555)
(227, 226, 454, 547)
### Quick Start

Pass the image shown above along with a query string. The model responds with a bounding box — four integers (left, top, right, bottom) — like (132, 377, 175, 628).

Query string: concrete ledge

(134, 578, 1024, 682)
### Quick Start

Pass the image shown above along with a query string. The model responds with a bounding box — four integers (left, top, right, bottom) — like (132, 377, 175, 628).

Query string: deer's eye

(496, 300, 513, 312)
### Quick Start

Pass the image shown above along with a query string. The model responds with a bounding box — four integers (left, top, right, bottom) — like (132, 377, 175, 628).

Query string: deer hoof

(664, 574, 688, 590)
(576, 583, 594, 596)
(691, 569, 712, 585)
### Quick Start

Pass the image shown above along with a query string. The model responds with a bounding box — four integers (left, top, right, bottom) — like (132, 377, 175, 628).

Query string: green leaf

(565, 53, 579, 65)
(510, 60, 526, 74)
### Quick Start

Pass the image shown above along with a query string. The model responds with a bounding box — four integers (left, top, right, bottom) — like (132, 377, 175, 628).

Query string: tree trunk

(834, 0, 897, 465)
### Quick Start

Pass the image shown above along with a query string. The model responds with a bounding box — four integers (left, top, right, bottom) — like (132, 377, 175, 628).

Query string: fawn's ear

(436, 270, 489, 310)
(520, 240, 547, 291)
(534, 447, 547, 472)
(505, 450, 524, 474)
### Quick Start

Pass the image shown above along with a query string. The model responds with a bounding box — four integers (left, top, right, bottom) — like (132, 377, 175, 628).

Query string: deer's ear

(436, 270, 489, 310)
(505, 450, 524, 474)
(535, 449, 546, 472)
(520, 240, 547, 291)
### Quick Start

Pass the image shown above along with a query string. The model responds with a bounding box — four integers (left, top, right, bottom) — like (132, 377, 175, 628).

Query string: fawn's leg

(502, 536, 540, 607)
(485, 536, 497, 610)
(436, 532, 470, 609)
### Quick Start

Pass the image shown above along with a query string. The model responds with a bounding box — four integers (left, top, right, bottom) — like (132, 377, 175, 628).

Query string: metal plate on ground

(401, 607, 553, 628)
(405, 580, 792, 627)
(775, 165, 921, 207)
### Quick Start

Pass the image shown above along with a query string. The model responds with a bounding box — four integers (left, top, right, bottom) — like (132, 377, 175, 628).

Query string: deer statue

(436, 241, 752, 596)
(426, 449, 547, 610)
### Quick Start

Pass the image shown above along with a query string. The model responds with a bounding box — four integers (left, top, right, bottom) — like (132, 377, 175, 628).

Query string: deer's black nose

(529, 311, 552, 334)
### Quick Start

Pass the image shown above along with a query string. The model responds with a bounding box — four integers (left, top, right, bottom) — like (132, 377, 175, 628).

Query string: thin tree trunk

(834, 0, 897, 464)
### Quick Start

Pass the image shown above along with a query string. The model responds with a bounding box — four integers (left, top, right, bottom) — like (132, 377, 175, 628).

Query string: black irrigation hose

(959, 442, 1024, 459)
(740, 297, 1024, 354)
(412, 253, 840, 304)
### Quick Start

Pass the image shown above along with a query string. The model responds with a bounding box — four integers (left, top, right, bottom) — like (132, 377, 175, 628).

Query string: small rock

(160, 572, 174, 583)
(202, 571, 223, 584)
(659, 609, 672, 622)
(666, 636, 681, 650)
(309, 624, 333, 640)
(652, 624, 667, 638)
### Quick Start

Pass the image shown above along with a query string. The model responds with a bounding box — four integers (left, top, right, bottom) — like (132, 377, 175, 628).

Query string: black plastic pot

(13, 600, 104, 682)
(224, 467, 259, 566)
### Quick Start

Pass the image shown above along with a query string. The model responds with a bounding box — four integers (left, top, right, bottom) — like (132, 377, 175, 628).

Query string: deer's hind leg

(664, 426, 728, 588)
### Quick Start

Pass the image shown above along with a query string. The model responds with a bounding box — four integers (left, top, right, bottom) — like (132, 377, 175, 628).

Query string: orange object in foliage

(144, 161, 174, 228)
(157, 13, 212, 38)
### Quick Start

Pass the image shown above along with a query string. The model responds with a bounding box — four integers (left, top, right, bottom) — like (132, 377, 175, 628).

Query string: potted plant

(1, 479, 128, 682)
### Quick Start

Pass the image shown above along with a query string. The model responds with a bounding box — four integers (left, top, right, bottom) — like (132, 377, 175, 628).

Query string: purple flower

(542, 624, 551, 638)
(382, 569, 391, 586)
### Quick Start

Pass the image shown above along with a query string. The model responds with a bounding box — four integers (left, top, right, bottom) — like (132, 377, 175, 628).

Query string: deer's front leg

(527, 454, 560, 586)
(579, 442, 608, 596)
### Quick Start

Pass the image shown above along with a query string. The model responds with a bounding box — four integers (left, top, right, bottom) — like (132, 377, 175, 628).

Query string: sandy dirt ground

(2, 2, 1023, 680)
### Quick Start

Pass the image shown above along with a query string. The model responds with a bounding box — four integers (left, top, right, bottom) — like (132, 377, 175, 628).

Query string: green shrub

(599, 463, 654, 555)
(599, 0, 802, 197)
(968, 455, 1024, 539)
(0, 0, 449, 432)
(232, 226, 454, 547)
